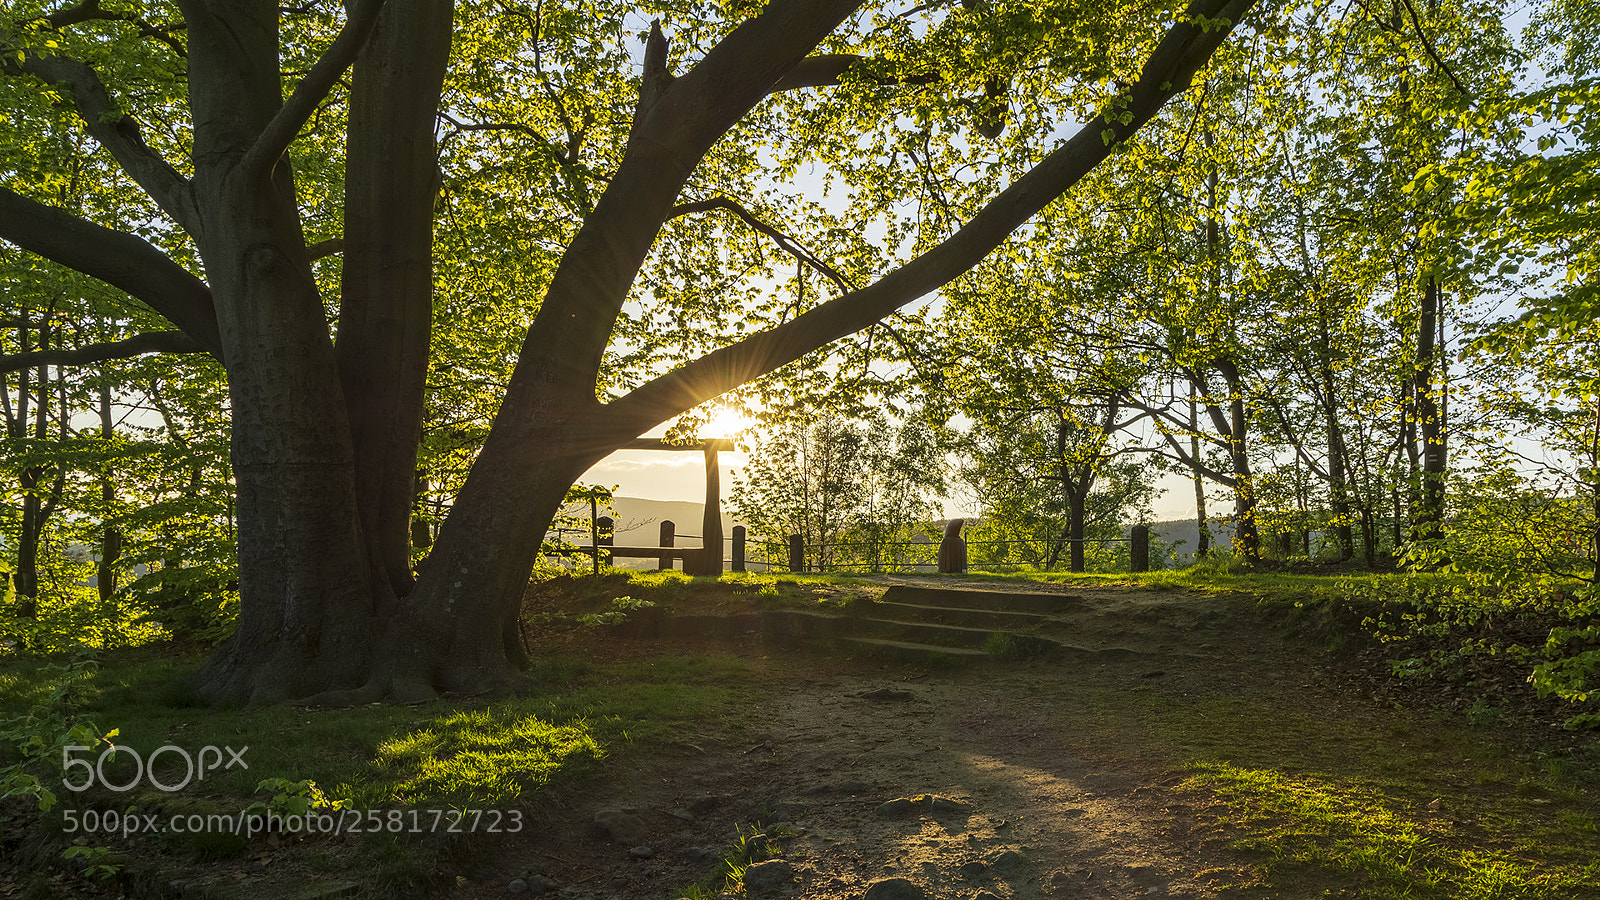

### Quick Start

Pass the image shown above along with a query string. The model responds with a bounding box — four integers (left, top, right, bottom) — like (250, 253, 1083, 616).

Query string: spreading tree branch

(3, 50, 197, 229)
(769, 54, 940, 92)
(307, 238, 344, 261)
(240, 0, 389, 179)
(41, 0, 188, 56)
(0, 186, 223, 356)
(1396, 0, 1469, 98)
(669, 197, 854, 293)
(606, 0, 1258, 438)
(0, 331, 206, 373)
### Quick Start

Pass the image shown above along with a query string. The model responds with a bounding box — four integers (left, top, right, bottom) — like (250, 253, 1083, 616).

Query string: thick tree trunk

(336, 0, 452, 597)
(370, 397, 605, 699)
(183, 1, 383, 704)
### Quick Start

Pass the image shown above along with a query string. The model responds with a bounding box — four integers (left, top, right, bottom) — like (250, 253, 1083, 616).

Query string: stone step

(842, 637, 992, 663)
(879, 585, 1082, 614)
(858, 618, 1064, 656)
(865, 600, 1051, 629)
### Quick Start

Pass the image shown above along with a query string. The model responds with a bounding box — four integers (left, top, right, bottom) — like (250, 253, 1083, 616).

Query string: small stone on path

(630, 845, 655, 858)
(689, 794, 726, 814)
(986, 848, 1025, 872)
(862, 878, 926, 900)
(743, 859, 795, 895)
(593, 808, 647, 844)
(876, 797, 917, 817)
(858, 688, 917, 702)
(876, 794, 970, 818)
(507, 879, 527, 895)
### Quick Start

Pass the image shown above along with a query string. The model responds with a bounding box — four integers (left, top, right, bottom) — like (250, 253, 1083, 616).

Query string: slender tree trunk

(15, 468, 42, 618)
(1590, 394, 1598, 584)
(97, 381, 121, 603)
(1213, 358, 1260, 561)
(1411, 274, 1446, 547)
(1321, 356, 1353, 560)
(1190, 392, 1210, 557)
(1067, 489, 1087, 573)
(16, 334, 57, 619)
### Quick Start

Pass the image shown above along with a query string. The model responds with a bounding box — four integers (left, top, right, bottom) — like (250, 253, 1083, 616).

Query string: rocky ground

(457, 580, 1334, 900)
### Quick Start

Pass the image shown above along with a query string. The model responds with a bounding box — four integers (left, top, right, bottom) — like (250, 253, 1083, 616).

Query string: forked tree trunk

(182, 1, 386, 704)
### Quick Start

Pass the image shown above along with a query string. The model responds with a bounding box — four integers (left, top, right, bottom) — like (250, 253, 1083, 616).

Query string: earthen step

(842, 637, 992, 663)
(879, 585, 1082, 614)
(857, 618, 1064, 656)
(865, 600, 1050, 629)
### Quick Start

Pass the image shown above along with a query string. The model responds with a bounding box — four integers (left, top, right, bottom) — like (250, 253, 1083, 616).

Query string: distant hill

(1141, 518, 1237, 566)
(600, 497, 737, 547)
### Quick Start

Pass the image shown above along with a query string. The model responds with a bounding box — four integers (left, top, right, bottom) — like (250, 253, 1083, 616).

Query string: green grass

(957, 565, 1354, 602)
(674, 822, 784, 900)
(1, 643, 768, 895)
(1049, 666, 1600, 899)
(1186, 763, 1594, 899)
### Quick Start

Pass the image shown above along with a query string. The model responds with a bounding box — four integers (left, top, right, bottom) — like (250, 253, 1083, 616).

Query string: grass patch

(373, 709, 604, 806)
(1, 643, 769, 895)
(1186, 763, 1594, 899)
(1057, 675, 1600, 899)
(675, 822, 785, 900)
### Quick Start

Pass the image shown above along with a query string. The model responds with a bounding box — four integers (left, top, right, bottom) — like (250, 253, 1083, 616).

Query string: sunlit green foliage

(731, 409, 950, 571)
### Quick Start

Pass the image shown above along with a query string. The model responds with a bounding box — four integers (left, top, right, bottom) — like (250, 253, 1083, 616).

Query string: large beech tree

(0, 0, 1255, 703)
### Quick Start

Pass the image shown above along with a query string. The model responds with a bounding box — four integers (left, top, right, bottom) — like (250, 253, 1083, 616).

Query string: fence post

(1131, 524, 1150, 573)
(700, 446, 724, 576)
(732, 525, 746, 572)
(938, 519, 966, 574)
(788, 534, 804, 573)
(659, 520, 675, 570)
(597, 516, 614, 568)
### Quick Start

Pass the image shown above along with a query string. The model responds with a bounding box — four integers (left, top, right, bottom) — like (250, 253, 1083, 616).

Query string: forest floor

(454, 575, 1600, 900)
(4, 574, 1596, 900)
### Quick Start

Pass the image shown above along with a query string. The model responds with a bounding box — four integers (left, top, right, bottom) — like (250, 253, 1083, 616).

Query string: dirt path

(464, 582, 1327, 900)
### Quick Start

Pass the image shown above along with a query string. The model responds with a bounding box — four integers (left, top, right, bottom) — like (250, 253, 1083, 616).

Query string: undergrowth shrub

(1329, 572, 1598, 728)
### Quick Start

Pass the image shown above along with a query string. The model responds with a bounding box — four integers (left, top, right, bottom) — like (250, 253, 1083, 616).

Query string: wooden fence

(547, 519, 1153, 574)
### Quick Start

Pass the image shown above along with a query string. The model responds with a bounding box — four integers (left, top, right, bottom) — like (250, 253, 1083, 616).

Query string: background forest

(0, 0, 1595, 720)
